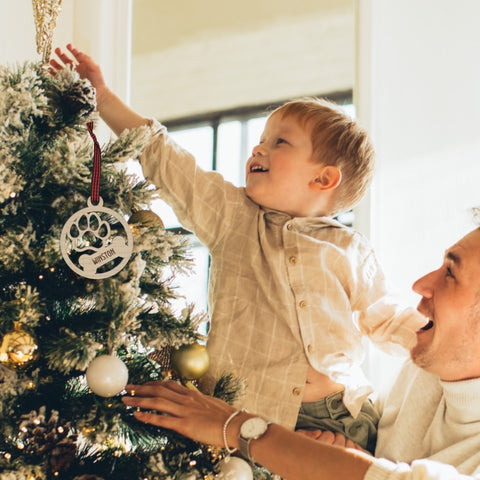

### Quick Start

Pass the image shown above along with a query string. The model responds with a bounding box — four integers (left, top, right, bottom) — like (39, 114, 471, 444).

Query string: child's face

(245, 113, 323, 216)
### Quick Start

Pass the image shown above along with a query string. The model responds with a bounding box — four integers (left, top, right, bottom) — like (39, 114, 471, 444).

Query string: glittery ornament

(128, 210, 164, 229)
(170, 342, 210, 381)
(31, 0, 63, 64)
(0, 325, 39, 370)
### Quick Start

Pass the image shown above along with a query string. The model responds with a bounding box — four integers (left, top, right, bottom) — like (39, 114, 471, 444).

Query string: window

(151, 94, 353, 316)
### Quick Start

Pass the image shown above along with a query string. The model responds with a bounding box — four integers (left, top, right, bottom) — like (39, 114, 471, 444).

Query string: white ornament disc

(60, 197, 133, 279)
(86, 355, 129, 397)
(217, 457, 253, 480)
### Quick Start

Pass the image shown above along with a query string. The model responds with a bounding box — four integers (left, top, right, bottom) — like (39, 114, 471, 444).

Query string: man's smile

(249, 162, 268, 173)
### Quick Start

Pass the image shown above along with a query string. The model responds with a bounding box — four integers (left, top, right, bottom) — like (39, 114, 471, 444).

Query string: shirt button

(307, 344, 313, 353)
(289, 256, 297, 265)
(286, 223, 293, 231)
(292, 387, 302, 396)
(299, 300, 307, 308)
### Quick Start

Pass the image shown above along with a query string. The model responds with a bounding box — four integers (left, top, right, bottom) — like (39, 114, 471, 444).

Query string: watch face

(240, 417, 269, 439)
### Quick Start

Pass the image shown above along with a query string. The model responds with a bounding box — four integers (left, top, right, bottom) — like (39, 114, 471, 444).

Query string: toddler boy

(51, 45, 426, 453)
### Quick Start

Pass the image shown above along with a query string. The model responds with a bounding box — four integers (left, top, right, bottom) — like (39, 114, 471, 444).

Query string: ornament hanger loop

(87, 196, 103, 208)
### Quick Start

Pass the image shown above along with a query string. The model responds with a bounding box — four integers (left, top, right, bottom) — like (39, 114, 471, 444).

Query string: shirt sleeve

(350, 241, 427, 353)
(139, 120, 251, 251)
(365, 458, 479, 480)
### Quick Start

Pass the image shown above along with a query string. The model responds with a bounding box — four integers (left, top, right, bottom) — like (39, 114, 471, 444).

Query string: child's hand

(296, 429, 366, 451)
(50, 44, 108, 99)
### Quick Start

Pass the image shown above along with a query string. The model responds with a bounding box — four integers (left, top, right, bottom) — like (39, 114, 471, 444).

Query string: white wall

(357, 0, 480, 303)
(0, 0, 132, 142)
(356, 0, 480, 385)
(0, 0, 61, 64)
(130, 3, 355, 119)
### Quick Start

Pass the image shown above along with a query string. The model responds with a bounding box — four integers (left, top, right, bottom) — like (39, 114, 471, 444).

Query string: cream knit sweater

(366, 360, 480, 480)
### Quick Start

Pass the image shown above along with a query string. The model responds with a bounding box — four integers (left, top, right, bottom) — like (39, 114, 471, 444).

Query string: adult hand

(122, 380, 239, 448)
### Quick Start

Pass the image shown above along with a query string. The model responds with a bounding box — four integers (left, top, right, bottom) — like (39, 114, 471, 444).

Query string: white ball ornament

(217, 457, 253, 480)
(86, 355, 129, 397)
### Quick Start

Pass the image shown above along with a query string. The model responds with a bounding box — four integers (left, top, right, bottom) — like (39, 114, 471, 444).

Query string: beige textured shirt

(140, 122, 426, 429)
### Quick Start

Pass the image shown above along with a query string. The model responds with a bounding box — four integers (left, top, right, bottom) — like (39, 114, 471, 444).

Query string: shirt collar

(261, 207, 347, 230)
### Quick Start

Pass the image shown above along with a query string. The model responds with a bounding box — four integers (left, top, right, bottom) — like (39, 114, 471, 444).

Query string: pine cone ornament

(59, 76, 97, 123)
(18, 407, 77, 474)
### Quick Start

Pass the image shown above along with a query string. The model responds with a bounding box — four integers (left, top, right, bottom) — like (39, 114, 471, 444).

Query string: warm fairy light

(57, 426, 64, 433)
(33, 418, 41, 425)
(189, 460, 197, 466)
(114, 450, 121, 457)
(45, 316, 51, 321)
(17, 442, 25, 449)
(4, 453, 11, 460)
(49, 267, 55, 272)
(9, 192, 16, 198)
(27, 381, 35, 389)
(20, 426, 28, 433)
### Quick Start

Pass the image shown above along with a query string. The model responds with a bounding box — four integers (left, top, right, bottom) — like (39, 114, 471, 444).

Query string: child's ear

(310, 165, 342, 192)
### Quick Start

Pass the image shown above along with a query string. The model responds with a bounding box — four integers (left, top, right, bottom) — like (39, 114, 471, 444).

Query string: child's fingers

(53, 47, 75, 67)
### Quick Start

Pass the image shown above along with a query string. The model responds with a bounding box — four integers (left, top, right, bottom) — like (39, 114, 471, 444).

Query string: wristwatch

(238, 417, 272, 463)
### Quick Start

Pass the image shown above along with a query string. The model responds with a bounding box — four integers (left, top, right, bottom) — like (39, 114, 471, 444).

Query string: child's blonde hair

(270, 97, 375, 216)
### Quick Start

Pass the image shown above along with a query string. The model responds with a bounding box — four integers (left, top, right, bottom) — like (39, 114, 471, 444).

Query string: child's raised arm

(50, 44, 149, 136)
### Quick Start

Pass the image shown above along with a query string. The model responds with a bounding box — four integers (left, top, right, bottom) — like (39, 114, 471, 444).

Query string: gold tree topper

(31, 0, 63, 64)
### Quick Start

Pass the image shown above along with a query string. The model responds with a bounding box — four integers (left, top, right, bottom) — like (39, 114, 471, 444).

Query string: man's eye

(446, 266, 454, 278)
(276, 138, 287, 145)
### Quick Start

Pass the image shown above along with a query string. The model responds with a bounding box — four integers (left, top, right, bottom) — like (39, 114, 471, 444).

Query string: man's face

(411, 228, 480, 381)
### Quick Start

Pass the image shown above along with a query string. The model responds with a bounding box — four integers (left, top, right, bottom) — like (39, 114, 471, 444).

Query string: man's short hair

(271, 98, 375, 215)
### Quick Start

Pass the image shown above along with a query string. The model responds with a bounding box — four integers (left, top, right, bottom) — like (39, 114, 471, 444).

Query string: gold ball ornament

(0, 326, 39, 370)
(128, 210, 164, 229)
(170, 342, 210, 381)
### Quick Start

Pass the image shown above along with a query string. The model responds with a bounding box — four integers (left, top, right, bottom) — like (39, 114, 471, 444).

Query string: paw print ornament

(60, 197, 133, 279)
(60, 121, 133, 280)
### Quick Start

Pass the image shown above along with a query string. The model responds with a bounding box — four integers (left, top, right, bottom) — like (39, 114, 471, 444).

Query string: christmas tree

(0, 60, 251, 480)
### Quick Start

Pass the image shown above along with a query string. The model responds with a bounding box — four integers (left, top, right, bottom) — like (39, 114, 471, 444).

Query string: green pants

(295, 391, 379, 454)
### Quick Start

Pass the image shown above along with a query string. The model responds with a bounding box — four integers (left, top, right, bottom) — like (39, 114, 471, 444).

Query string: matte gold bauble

(128, 210, 164, 229)
(170, 342, 210, 381)
(0, 326, 39, 370)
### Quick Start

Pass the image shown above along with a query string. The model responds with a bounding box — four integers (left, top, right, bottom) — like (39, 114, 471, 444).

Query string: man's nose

(412, 270, 436, 299)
